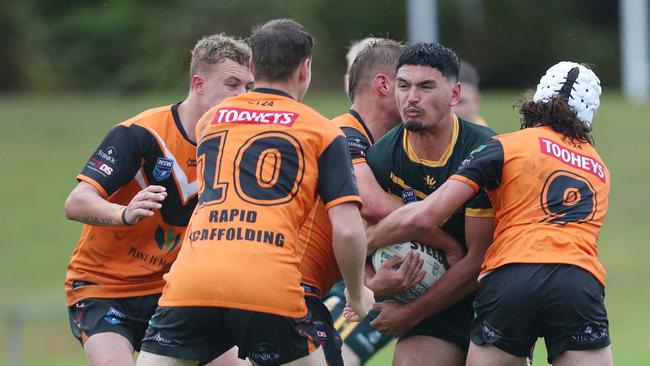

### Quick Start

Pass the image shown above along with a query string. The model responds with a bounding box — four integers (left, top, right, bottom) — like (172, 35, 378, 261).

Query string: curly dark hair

(515, 91, 593, 145)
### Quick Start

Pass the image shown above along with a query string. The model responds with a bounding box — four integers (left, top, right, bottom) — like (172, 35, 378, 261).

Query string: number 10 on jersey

(197, 130, 306, 207)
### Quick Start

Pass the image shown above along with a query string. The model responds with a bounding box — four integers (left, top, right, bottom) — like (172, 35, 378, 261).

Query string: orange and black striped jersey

(159, 89, 361, 317)
(65, 103, 198, 306)
(451, 126, 610, 285)
(298, 110, 373, 296)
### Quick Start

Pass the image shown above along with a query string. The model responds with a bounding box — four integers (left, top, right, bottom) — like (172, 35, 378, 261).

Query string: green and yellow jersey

(366, 115, 495, 248)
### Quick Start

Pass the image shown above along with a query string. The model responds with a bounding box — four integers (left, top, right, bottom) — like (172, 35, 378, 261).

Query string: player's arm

(328, 202, 374, 320)
(63, 124, 166, 226)
(319, 133, 375, 321)
(65, 182, 167, 226)
(354, 162, 402, 224)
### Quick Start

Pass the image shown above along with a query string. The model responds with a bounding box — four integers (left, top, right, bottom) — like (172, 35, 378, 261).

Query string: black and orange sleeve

(77, 125, 142, 197)
(340, 127, 371, 164)
(453, 138, 505, 191)
(318, 135, 361, 210)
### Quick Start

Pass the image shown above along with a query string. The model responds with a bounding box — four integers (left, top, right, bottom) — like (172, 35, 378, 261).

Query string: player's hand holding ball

(122, 185, 167, 225)
(343, 286, 375, 322)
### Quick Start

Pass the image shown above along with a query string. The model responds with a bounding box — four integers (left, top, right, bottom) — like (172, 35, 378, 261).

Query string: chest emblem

(423, 175, 437, 189)
(153, 157, 174, 181)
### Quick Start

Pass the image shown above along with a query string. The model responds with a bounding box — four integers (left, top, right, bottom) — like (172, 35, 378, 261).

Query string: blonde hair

(346, 37, 384, 69)
(190, 33, 250, 77)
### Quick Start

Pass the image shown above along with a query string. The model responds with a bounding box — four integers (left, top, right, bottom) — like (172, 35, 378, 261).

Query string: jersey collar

(348, 109, 375, 144)
(171, 102, 196, 146)
(251, 87, 294, 100)
(402, 114, 460, 168)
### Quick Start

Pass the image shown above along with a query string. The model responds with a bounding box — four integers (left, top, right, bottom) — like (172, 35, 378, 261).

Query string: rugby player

(137, 19, 373, 366)
(365, 42, 496, 366)
(63, 34, 253, 366)
(453, 60, 488, 126)
(367, 61, 612, 366)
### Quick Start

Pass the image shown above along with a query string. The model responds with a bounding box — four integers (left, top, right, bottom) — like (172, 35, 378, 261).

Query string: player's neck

(176, 96, 202, 143)
(407, 113, 455, 161)
(254, 81, 301, 101)
(352, 98, 396, 141)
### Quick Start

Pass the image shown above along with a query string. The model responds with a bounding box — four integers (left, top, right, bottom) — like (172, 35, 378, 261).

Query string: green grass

(0, 91, 649, 365)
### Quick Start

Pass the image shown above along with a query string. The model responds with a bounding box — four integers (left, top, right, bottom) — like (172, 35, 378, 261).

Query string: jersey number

(540, 170, 597, 225)
(197, 130, 305, 207)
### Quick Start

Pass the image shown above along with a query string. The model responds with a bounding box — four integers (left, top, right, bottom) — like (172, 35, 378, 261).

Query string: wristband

(121, 207, 134, 226)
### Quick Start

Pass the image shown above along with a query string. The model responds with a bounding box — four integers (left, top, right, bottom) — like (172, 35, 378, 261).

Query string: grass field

(0, 90, 648, 365)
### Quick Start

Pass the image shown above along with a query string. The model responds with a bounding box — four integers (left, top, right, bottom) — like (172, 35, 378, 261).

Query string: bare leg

(552, 346, 613, 366)
(205, 347, 252, 366)
(393, 336, 465, 366)
(136, 350, 197, 366)
(465, 341, 525, 366)
(280, 347, 326, 366)
(84, 332, 135, 366)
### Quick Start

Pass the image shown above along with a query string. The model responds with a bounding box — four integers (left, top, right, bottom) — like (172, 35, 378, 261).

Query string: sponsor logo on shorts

(481, 321, 503, 344)
(571, 324, 609, 344)
(213, 107, 299, 127)
(153, 157, 174, 181)
(148, 331, 181, 347)
(103, 306, 126, 325)
(249, 343, 281, 363)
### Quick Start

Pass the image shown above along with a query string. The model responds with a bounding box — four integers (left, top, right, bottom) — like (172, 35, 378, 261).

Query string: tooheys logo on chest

(539, 138, 606, 182)
(212, 107, 299, 127)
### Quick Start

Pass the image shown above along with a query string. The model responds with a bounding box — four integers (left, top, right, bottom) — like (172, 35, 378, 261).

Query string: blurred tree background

(0, 0, 619, 94)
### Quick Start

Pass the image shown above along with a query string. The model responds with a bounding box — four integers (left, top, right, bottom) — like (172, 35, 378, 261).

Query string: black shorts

(399, 292, 474, 352)
(140, 306, 320, 365)
(324, 281, 394, 363)
(470, 264, 610, 363)
(305, 295, 343, 366)
(68, 293, 161, 351)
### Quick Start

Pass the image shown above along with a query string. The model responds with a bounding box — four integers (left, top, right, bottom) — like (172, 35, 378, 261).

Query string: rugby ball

(371, 241, 447, 303)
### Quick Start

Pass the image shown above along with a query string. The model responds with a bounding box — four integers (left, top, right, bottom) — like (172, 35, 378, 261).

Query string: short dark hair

(515, 92, 593, 144)
(348, 39, 405, 102)
(459, 60, 479, 87)
(396, 42, 460, 82)
(249, 19, 314, 82)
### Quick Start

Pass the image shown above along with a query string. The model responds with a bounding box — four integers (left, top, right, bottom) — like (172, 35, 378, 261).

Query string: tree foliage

(0, 0, 618, 93)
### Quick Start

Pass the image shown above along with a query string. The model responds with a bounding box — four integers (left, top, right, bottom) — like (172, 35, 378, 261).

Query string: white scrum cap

(533, 61, 602, 126)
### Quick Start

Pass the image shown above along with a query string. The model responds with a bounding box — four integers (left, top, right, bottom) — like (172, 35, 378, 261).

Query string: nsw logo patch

(153, 157, 174, 181)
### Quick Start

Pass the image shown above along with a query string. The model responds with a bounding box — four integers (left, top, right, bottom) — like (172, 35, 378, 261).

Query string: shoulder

(458, 117, 496, 140)
(118, 105, 172, 129)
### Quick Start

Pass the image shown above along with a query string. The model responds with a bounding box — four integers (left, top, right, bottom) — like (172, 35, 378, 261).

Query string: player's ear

(191, 75, 204, 94)
(298, 58, 311, 82)
(375, 74, 390, 97)
(449, 82, 461, 106)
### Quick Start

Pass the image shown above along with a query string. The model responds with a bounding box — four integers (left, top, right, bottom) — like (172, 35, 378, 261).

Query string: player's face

(200, 58, 254, 109)
(395, 65, 459, 132)
(453, 83, 480, 121)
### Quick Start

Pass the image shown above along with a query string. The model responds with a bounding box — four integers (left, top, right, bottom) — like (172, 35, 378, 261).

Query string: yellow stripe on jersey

(389, 172, 428, 200)
(465, 207, 495, 218)
(403, 115, 460, 167)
